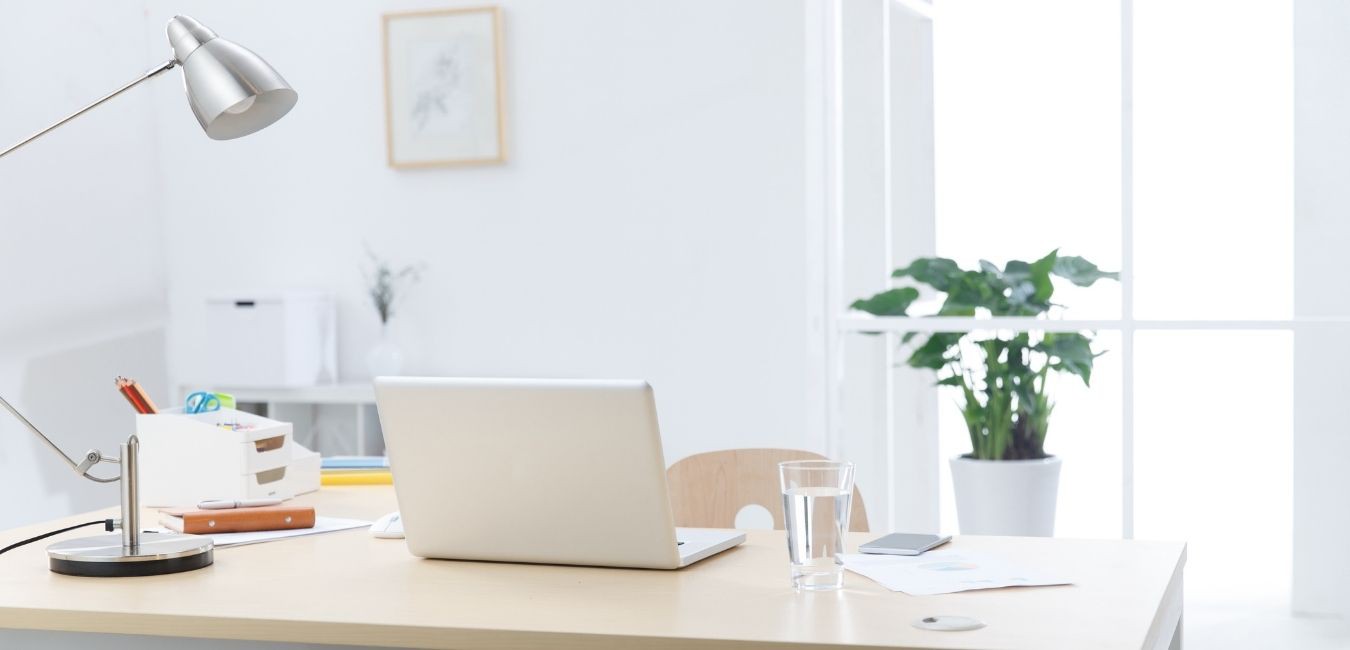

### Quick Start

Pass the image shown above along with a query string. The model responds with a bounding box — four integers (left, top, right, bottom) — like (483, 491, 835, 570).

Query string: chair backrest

(666, 448, 870, 533)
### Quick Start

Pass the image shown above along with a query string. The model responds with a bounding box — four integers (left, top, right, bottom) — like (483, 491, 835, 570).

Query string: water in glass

(779, 460, 854, 590)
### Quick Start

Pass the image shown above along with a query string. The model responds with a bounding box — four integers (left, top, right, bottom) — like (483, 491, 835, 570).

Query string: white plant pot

(949, 455, 1062, 537)
(366, 324, 404, 378)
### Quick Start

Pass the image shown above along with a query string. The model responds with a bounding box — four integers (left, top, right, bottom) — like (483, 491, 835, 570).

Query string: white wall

(145, 0, 820, 467)
(1293, 0, 1350, 618)
(0, 2, 826, 645)
(0, 1, 169, 529)
(0, 2, 167, 337)
(0, 0, 826, 524)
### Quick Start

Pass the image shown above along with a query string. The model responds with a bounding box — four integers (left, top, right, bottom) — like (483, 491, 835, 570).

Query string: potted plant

(363, 245, 427, 377)
(851, 250, 1117, 536)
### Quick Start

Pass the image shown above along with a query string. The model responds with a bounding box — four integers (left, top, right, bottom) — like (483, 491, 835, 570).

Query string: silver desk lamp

(1, 15, 297, 157)
(0, 15, 297, 576)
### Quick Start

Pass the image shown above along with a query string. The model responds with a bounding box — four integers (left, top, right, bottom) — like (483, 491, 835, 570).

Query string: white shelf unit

(178, 384, 379, 457)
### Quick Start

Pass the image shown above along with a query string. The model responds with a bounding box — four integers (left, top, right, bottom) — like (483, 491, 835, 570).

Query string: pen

(197, 498, 284, 510)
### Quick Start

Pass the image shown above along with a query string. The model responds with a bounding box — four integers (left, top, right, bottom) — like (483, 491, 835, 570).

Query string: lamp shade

(165, 15, 297, 140)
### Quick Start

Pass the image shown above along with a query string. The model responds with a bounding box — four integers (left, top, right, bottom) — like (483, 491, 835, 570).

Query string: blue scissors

(185, 391, 222, 414)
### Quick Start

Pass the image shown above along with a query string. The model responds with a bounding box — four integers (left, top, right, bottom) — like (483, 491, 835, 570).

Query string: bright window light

(1133, 0, 1293, 320)
(932, 0, 1122, 321)
(926, 0, 1296, 641)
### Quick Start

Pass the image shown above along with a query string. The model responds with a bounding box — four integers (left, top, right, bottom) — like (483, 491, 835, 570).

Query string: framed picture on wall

(382, 6, 506, 168)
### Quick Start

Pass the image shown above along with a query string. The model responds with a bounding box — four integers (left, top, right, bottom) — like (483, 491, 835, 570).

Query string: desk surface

(0, 487, 1184, 650)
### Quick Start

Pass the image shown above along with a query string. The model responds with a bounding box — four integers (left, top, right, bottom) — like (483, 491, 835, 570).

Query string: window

(819, 0, 1310, 642)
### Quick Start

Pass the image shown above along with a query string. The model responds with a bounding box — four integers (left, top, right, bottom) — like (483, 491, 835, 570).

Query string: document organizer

(136, 408, 320, 506)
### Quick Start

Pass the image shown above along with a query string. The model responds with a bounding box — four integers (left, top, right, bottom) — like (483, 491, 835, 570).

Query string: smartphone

(858, 533, 952, 556)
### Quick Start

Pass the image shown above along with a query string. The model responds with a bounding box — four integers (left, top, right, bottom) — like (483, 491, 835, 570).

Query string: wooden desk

(0, 487, 1184, 650)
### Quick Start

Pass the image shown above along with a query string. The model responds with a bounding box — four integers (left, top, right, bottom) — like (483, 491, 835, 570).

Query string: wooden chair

(666, 448, 870, 532)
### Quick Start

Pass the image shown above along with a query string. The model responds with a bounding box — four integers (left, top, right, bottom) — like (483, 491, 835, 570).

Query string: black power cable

(0, 519, 114, 556)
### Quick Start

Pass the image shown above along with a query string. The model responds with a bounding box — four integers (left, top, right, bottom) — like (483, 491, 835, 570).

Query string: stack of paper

(840, 549, 1072, 596)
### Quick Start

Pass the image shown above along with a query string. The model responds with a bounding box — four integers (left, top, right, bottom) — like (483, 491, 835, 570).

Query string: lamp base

(46, 532, 213, 577)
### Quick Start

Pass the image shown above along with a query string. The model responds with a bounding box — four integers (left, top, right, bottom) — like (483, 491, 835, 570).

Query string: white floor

(1187, 598, 1350, 649)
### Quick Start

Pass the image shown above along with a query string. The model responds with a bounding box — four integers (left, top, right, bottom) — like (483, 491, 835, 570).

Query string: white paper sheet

(840, 549, 1072, 596)
(153, 516, 371, 548)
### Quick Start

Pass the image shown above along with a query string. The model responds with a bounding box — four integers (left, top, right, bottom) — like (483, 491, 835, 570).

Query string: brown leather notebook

(159, 506, 315, 534)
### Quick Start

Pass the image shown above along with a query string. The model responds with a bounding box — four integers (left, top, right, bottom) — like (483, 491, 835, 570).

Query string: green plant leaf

(940, 270, 1003, 315)
(1004, 333, 1031, 373)
(907, 332, 962, 370)
(1007, 281, 1038, 310)
(1000, 260, 1041, 314)
(937, 301, 978, 317)
(1028, 250, 1059, 303)
(857, 253, 1115, 460)
(1052, 256, 1120, 287)
(1003, 260, 1031, 282)
(1038, 332, 1098, 386)
(850, 287, 920, 316)
(892, 257, 963, 291)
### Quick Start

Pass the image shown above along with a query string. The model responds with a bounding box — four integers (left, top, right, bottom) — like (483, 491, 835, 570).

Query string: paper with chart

(840, 549, 1073, 596)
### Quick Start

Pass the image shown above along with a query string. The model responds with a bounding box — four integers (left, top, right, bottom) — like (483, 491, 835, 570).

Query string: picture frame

(382, 6, 506, 168)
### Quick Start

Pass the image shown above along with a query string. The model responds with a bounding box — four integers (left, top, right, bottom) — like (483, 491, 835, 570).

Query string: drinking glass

(779, 460, 854, 590)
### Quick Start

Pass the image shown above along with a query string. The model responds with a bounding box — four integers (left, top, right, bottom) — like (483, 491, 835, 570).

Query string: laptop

(374, 377, 745, 569)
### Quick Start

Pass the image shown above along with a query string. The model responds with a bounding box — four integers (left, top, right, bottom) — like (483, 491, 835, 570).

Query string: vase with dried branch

(363, 246, 427, 377)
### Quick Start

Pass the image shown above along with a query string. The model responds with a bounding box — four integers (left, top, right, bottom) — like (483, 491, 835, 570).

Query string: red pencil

(115, 377, 157, 414)
(129, 380, 159, 414)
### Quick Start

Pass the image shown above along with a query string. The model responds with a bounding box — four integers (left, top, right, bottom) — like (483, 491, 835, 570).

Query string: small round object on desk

(913, 615, 985, 632)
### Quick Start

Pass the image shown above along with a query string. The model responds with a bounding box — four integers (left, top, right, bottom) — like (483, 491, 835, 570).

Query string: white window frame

(810, 3, 1350, 612)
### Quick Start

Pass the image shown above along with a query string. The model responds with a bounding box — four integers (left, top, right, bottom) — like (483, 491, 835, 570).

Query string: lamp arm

(0, 59, 177, 160)
(0, 395, 121, 483)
